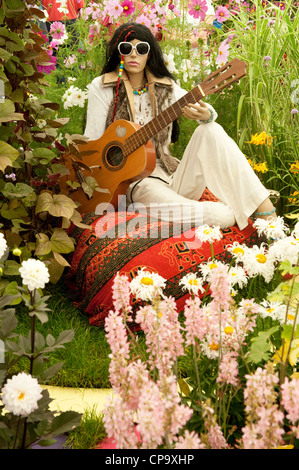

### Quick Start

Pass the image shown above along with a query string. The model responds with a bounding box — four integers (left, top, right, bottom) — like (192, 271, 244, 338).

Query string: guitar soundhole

(106, 144, 124, 168)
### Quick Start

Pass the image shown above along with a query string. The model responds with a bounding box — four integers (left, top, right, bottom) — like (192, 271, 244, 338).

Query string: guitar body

(60, 119, 156, 214)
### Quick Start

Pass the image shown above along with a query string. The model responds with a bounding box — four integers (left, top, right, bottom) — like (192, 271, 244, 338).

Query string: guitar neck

(123, 84, 204, 156)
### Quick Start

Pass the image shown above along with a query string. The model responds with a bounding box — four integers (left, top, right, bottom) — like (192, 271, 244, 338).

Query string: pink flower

(105, 0, 123, 19)
(216, 41, 230, 65)
(281, 377, 299, 425)
(215, 5, 230, 23)
(216, 351, 239, 387)
(184, 296, 207, 346)
(187, 0, 208, 21)
(50, 21, 66, 40)
(36, 49, 57, 74)
(121, 0, 135, 16)
(175, 430, 206, 449)
(111, 272, 132, 320)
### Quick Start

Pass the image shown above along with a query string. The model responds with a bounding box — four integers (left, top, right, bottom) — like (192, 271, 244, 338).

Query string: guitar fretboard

(123, 85, 204, 156)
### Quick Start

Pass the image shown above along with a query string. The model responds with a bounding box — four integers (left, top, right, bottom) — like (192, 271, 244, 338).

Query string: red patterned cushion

(65, 209, 261, 328)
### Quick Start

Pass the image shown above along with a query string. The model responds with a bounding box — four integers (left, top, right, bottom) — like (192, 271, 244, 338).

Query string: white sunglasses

(118, 41, 150, 56)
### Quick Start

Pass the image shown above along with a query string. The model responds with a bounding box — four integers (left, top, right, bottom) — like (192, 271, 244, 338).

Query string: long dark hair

(101, 22, 179, 142)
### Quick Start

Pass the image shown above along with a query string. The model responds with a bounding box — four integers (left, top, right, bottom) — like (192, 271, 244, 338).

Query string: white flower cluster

(0, 232, 8, 259)
(19, 258, 50, 291)
(1, 372, 43, 416)
(62, 85, 89, 110)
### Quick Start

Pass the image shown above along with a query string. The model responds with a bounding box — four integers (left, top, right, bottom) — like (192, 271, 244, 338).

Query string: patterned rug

(65, 200, 261, 328)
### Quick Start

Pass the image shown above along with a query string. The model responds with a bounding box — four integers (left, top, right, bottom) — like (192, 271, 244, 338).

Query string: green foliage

(0, 0, 91, 284)
(0, 286, 81, 449)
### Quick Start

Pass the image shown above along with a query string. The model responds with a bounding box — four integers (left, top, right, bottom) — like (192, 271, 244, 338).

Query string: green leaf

(35, 438, 58, 447)
(3, 281, 22, 305)
(32, 147, 56, 163)
(3, 260, 21, 276)
(0, 141, 19, 171)
(36, 193, 77, 219)
(50, 228, 74, 254)
(0, 47, 12, 61)
(48, 410, 81, 437)
(35, 233, 51, 256)
(55, 329, 75, 346)
(2, 182, 34, 199)
(0, 99, 23, 122)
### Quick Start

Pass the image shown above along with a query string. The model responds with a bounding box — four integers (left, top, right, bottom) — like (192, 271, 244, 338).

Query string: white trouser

(127, 122, 269, 230)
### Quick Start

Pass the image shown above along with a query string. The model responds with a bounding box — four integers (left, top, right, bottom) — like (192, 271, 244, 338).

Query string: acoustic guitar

(60, 58, 247, 214)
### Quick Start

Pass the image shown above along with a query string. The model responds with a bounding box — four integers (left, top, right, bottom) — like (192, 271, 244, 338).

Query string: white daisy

(1, 372, 43, 416)
(19, 258, 50, 291)
(199, 259, 226, 283)
(195, 224, 223, 244)
(253, 216, 289, 240)
(227, 241, 248, 263)
(268, 235, 299, 265)
(130, 268, 166, 301)
(241, 243, 276, 283)
(179, 272, 205, 295)
(228, 265, 248, 289)
(258, 300, 288, 323)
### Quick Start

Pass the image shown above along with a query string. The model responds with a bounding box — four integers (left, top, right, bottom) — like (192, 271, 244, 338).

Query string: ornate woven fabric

(65, 198, 261, 327)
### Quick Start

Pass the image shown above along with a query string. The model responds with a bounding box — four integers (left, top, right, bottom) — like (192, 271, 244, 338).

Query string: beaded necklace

(132, 82, 149, 95)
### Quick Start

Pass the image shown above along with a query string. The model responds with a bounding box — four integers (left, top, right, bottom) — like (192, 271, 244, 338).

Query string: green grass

(13, 280, 112, 389)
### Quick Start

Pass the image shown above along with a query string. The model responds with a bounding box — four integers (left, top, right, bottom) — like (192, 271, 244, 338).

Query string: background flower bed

(0, 0, 298, 449)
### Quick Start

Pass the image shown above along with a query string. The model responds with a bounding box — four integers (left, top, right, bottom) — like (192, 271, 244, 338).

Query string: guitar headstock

(200, 58, 247, 96)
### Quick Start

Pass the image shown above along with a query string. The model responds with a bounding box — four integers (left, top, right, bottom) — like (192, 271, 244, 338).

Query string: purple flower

(291, 109, 298, 114)
(263, 56, 271, 61)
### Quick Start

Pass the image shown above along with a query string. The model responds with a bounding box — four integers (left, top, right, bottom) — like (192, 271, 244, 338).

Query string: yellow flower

(253, 162, 268, 173)
(289, 191, 299, 203)
(290, 161, 299, 174)
(224, 326, 234, 335)
(208, 342, 219, 351)
(140, 277, 154, 286)
(248, 131, 273, 147)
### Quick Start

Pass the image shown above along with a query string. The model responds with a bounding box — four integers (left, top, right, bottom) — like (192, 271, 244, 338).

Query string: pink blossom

(184, 296, 207, 346)
(215, 5, 230, 23)
(111, 272, 133, 320)
(187, 0, 208, 21)
(85, 1, 103, 19)
(216, 351, 239, 387)
(281, 377, 299, 424)
(36, 49, 57, 74)
(135, 13, 152, 28)
(103, 394, 140, 448)
(50, 21, 66, 40)
(105, 0, 123, 19)
(121, 0, 135, 16)
(175, 430, 205, 449)
(241, 363, 285, 449)
(209, 263, 231, 313)
(216, 41, 230, 66)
